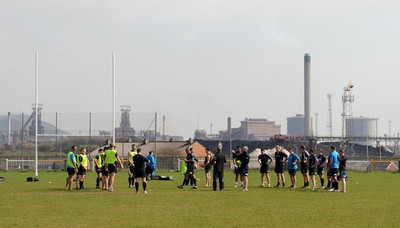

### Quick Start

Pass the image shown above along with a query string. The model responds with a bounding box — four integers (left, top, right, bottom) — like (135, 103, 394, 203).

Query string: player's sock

(321, 178, 324, 187)
(135, 182, 139, 191)
(277, 181, 280, 186)
(96, 178, 100, 187)
(79, 180, 83, 189)
(282, 182, 285, 187)
(327, 180, 331, 189)
(190, 178, 193, 186)
(181, 179, 186, 186)
(193, 178, 197, 187)
(307, 182, 309, 187)
(143, 182, 147, 191)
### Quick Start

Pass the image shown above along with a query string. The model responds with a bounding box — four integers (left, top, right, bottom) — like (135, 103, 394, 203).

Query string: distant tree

(39, 144, 52, 152)
(157, 146, 183, 157)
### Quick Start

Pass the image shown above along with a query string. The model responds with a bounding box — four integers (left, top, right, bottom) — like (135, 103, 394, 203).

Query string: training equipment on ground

(27, 177, 39, 182)
(150, 175, 174, 181)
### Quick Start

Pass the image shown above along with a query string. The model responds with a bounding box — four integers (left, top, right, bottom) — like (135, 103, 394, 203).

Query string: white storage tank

(346, 116, 378, 145)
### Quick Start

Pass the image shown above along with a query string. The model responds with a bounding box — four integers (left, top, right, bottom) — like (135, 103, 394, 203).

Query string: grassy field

(0, 169, 399, 227)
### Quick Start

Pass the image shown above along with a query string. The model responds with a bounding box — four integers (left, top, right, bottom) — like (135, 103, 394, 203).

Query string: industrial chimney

(304, 54, 312, 136)
(227, 117, 232, 139)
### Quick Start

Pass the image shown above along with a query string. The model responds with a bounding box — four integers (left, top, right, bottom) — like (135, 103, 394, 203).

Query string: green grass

(0, 170, 399, 227)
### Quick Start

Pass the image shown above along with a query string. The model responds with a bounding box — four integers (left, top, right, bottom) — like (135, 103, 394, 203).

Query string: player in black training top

(203, 148, 212, 187)
(274, 144, 288, 188)
(308, 148, 317, 191)
(258, 149, 272, 187)
(300, 145, 310, 188)
(238, 146, 250, 191)
(132, 148, 150, 194)
(338, 150, 347, 193)
(317, 149, 327, 189)
(232, 146, 242, 187)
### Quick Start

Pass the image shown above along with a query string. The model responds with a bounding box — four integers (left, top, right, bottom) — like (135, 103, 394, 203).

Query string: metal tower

(29, 103, 44, 136)
(341, 82, 354, 150)
(315, 113, 318, 137)
(326, 94, 332, 137)
(116, 105, 135, 139)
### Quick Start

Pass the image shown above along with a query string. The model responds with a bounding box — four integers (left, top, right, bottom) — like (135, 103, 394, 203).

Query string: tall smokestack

(8, 112, 11, 145)
(227, 117, 232, 136)
(304, 53, 312, 136)
(162, 115, 165, 136)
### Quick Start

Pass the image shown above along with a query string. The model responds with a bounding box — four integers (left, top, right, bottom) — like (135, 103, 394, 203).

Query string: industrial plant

(1, 53, 399, 161)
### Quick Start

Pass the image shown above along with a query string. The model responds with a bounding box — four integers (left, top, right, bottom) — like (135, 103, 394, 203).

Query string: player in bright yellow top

(128, 144, 137, 188)
(104, 143, 124, 192)
(94, 148, 104, 189)
(77, 147, 90, 190)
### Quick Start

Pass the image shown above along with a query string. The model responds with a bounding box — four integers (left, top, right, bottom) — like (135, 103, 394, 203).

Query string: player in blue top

(287, 148, 300, 188)
(328, 146, 340, 192)
(308, 148, 317, 191)
(65, 146, 78, 191)
(146, 151, 156, 180)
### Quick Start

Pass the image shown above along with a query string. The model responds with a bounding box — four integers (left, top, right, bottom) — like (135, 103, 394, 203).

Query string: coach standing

(212, 147, 226, 191)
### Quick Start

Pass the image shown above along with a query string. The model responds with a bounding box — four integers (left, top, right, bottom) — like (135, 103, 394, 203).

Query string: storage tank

(346, 116, 378, 146)
(287, 114, 305, 136)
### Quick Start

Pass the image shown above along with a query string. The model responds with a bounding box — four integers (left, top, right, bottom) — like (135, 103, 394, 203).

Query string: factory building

(287, 114, 305, 136)
(219, 118, 281, 141)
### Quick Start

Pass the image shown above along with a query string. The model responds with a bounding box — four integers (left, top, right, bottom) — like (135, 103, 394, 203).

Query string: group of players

(65, 143, 156, 194)
(178, 144, 347, 192)
(65, 143, 347, 193)
(249, 144, 348, 192)
(230, 144, 346, 192)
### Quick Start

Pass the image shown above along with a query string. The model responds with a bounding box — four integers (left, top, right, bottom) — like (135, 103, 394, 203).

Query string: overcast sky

(1, 0, 399, 139)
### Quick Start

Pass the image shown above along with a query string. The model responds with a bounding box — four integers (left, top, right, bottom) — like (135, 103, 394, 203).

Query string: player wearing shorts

(203, 148, 212, 187)
(232, 146, 242, 187)
(238, 146, 250, 191)
(104, 143, 124, 192)
(274, 144, 288, 188)
(287, 148, 300, 188)
(316, 149, 326, 189)
(300, 145, 310, 188)
(77, 147, 90, 190)
(258, 149, 272, 187)
(132, 148, 150, 194)
(128, 144, 137, 188)
(146, 151, 156, 180)
(65, 146, 78, 191)
(101, 146, 109, 190)
(94, 148, 104, 189)
(177, 148, 197, 189)
(308, 148, 317, 191)
(338, 150, 348, 193)
(327, 146, 339, 192)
